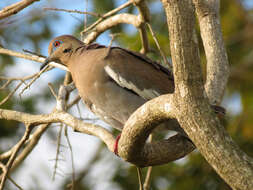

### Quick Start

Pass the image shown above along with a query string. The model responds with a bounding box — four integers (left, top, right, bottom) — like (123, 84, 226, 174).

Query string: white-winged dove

(41, 35, 225, 154)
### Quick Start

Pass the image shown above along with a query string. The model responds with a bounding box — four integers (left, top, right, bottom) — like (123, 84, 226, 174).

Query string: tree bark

(160, 0, 253, 189)
(194, 0, 229, 104)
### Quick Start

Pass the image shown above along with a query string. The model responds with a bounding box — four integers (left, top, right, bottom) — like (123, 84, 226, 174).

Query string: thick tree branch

(193, 0, 229, 104)
(118, 95, 194, 167)
(161, 0, 253, 189)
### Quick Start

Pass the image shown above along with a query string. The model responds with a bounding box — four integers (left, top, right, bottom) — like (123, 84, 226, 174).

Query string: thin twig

(0, 67, 53, 106)
(84, 0, 88, 31)
(22, 49, 46, 58)
(0, 125, 32, 190)
(137, 167, 144, 190)
(143, 135, 153, 190)
(105, 33, 121, 58)
(8, 124, 49, 172)
(52, 125, 63, 181)
(44, 7, 100, 17)
(147, 23, 171, 69)
(0, 47, 45, 63)
(19, 65, 52, 96)
(143, 167, 152, 190)
(0, 81, 22, 106)
(76, 102, 82, 119)
(67, 95, 81, 110)
(7, 176, 23, 190)
(48, 83, 58, 99)
(81, 0, 132, 35)
(64, 126, 75, 190)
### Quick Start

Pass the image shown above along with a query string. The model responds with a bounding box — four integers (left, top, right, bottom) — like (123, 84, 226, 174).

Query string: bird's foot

(114, 133, 121, 156)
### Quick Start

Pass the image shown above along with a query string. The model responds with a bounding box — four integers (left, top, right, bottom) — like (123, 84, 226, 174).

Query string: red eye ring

(53, 40, 61, 47)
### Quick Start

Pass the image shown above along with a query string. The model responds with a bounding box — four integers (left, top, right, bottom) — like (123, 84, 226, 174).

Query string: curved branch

(0, 97, 195, 167)
(118, 95, 194, 167)
(193, 0, 229, 104)
(81, 0, 133, 34)
(84, 13, 142, 44)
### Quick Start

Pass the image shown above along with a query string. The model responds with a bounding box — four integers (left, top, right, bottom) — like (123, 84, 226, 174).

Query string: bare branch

(19, 65, 52, 96)
(132, 0, 150, 53)
(48, 83, 58, 99)
(52, 125, 63, 181)
(0, 65, 51, 106)
(0, 47, 68, 71)
(147, 23, 171, 69)
(118, 94, 194, 167)
(83, 13, 142, 44)
(0, 124, 32, 189)
(67, 95, 81, 110)
(44, 7, 101, 17)
(9, 124, 49, 171)
(0, 96, 194, 167)
(81, 0, 132, 35)
(0, 108, 115, 152)
(137, 167, 144, 190)
(7, 176, 23, 190)
(0, 124, 48, 162)
(0, 47, 45, 63)
(162, 0, 253, 189)
(0, 0, 40, 20)
(143, 166, 152, 190)
(193, 0, 229, 104)
(143, 135, 153, 190)
(64, 126, 75, 190)
(0, 81, 22, 106)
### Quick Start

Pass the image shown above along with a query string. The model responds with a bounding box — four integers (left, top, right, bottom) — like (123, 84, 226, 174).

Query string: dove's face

(40, 35, 84, 70)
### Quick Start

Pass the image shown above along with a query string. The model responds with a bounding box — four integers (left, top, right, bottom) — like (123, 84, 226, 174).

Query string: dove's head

(40, 35, 84, 70)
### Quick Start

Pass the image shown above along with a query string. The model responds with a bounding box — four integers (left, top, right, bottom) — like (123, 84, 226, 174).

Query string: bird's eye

(53, 40, 61, 47)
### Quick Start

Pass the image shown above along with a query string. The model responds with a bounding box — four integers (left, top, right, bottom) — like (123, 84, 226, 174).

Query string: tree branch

(0, 108, 116, 152)
(118, 95, 194, 167)
(161, 0, 253, 189)
(0, 47, 68, 71)
(0, 96, 195, 168)
(0, 124, 32, 189)
(0, 0, 40, 20)
(83, 13, 142, 44)
(193, 0, 229, 104)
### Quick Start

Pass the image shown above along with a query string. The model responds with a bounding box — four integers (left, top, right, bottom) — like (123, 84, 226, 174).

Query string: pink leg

(114, 133, 122, 156)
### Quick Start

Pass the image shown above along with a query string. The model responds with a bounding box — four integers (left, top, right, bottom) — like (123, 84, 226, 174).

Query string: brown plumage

(41, 35, 177, 131)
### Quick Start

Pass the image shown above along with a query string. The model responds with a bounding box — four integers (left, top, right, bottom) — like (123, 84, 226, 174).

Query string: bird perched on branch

(41, 35, 225, 154)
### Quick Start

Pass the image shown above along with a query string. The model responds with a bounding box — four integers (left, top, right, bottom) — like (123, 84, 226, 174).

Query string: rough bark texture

(194, 0, 229, 104)
(161, 0, 253, 189)
(118, 95, 195, 167)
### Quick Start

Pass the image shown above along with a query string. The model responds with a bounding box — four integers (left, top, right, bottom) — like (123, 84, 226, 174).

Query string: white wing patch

(105, 65, 161, 100)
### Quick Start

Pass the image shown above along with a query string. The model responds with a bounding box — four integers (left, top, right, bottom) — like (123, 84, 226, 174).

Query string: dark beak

(40, 57, 50, 71)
